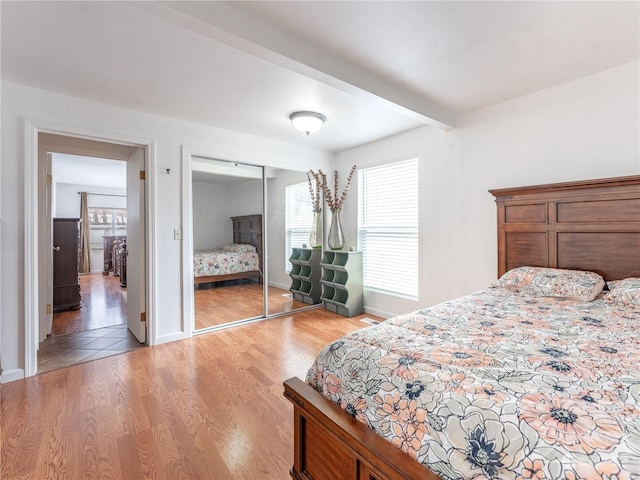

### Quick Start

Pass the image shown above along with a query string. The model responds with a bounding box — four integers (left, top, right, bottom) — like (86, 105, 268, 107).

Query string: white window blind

(358, 158, 419, 299)
(285, 182, 314, 272)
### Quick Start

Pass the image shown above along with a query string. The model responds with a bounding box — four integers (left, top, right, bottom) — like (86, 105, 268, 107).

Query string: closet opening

(183, 153, 323, 334)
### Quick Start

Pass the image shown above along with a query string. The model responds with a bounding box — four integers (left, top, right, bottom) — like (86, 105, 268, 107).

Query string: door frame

(24, 120, 157, 378)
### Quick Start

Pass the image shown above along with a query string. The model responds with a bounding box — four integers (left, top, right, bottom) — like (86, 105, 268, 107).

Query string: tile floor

(37, 323, 144, 374)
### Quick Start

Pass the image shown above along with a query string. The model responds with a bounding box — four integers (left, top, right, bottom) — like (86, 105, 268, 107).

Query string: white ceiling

(52, 154, 127, 189)
(2, 1, 638, 154)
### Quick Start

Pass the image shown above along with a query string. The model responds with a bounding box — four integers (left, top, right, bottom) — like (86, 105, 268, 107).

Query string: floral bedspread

(193, 250, 259, 277)
(306, 287, 640, 480)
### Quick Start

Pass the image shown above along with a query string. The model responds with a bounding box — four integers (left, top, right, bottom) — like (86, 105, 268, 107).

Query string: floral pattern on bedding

(606, 278, 640, 308)
(306, 288, 640, 480)
(193, 250, 259, 277)
(494, 266, 605, 301)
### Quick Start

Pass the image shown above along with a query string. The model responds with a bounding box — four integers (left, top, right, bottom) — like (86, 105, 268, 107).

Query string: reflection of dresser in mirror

(53, 218, 81, 312)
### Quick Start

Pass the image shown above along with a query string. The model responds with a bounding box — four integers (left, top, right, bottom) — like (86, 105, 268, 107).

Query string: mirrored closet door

(191, 158, 265, 330)
(190, 157, 321, 333)
(265, 168, 315, 316)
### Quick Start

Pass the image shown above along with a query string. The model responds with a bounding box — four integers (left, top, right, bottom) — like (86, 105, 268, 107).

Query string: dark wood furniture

(114, 238, 127, 287)
(283, 175, 640, 480)
(490, 175, 640, 279)
(53, 218, 81, 312)
(103, 235, 126, 275)
(194, 214, 263, 285)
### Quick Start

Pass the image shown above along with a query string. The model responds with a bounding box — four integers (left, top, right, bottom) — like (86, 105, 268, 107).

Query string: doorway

(31, 132, 150, 374)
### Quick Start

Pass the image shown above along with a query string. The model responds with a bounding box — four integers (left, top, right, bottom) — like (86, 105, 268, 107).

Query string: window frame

(357, 157, 419, 300)
(285, 181, 314, 273)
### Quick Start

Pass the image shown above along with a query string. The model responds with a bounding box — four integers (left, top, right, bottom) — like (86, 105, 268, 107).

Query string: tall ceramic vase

(328, 208, 345, 250)
(309, 210, 323, 250)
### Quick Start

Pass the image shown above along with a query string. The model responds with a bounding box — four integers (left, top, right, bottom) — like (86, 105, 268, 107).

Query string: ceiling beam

(136, 1, 455, 129)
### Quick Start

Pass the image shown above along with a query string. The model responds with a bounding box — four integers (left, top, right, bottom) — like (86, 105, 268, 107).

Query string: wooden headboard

(231, 214, 263, 269)
(490, 175, 640, 281)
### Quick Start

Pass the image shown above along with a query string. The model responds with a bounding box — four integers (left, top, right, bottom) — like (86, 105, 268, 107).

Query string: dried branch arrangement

(306, 170, 326, 213)
(323, 165, 356, 210)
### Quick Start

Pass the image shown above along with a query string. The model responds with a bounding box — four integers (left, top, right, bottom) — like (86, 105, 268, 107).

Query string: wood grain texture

(194, 283, 307, 330)
(52, 273, 126, 336)
(491, 175, 640, 279)
(284, 378, 440, 480)
(2, 309, 376, 479)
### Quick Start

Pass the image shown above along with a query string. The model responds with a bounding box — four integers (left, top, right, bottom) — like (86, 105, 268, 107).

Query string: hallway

(38, 273, 144, 374)
(51, 273, 126, 335)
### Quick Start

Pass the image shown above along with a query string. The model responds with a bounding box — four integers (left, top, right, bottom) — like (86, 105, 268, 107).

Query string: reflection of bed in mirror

(194, 214, 263, 286)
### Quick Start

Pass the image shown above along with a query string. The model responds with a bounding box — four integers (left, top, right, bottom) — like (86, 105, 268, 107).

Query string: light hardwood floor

(194, 282, 307, 330)
(1, 309, 381, 479)
(52, 273, 126, 335)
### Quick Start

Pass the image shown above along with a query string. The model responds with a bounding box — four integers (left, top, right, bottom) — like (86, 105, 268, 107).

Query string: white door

(42, 152, 54, 341)
(126, 148, 146, 343)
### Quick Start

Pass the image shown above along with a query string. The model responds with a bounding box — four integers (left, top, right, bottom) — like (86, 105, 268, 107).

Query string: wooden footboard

(194, 270, 262, 285)
(283, 377, 440, 480)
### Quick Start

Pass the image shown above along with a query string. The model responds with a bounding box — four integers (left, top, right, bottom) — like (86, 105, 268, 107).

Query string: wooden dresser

(53, 218, 81, 312)
(103, 235, 126, 275)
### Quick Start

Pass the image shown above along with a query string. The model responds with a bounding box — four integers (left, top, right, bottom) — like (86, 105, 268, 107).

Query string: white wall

(192, 181, 234, 250)
(229, 179, 263, 218)
(1, 81, 334, 382)
(192, 178, 263, 251)
(55, 183, 126, 218)
(338, 61, 640, 318)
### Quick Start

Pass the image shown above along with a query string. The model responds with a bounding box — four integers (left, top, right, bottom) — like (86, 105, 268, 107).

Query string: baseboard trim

(156, 331, 188, 344)
(362, 307, 393, 320)
(1, 368, 25, 384)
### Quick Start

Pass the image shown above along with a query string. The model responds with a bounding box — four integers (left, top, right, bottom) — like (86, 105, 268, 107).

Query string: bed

(194, 214, 263, 285)
(283, 175, 640, 480)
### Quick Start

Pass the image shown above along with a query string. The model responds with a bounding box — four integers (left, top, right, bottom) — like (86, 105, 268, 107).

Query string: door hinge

(139, 170, 146, 180)
(47, 174, 52, 185)
(140, 312, 146, 323)
(46, 304, 52, 314)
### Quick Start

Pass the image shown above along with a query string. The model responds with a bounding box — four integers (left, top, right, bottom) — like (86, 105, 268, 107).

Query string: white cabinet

(289, 248, 322, 304)
(321, 251, 363, 317)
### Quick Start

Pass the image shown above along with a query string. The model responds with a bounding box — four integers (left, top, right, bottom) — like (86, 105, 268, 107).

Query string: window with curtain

(358, 158, 419, 299)
(285, 182, 314, 272)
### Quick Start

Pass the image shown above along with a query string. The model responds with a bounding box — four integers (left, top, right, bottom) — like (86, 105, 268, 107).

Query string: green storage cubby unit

(320, 250, 363, 317)
(289, 248, 322, 304)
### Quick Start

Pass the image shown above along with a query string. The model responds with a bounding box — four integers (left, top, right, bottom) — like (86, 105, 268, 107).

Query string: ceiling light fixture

(289, 111, 326, 135)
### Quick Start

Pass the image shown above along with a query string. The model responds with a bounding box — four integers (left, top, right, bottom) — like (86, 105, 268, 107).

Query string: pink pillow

(604, 278, 640, 308)
(494, 266, 605, 302)
(220, 243, 256, 254)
